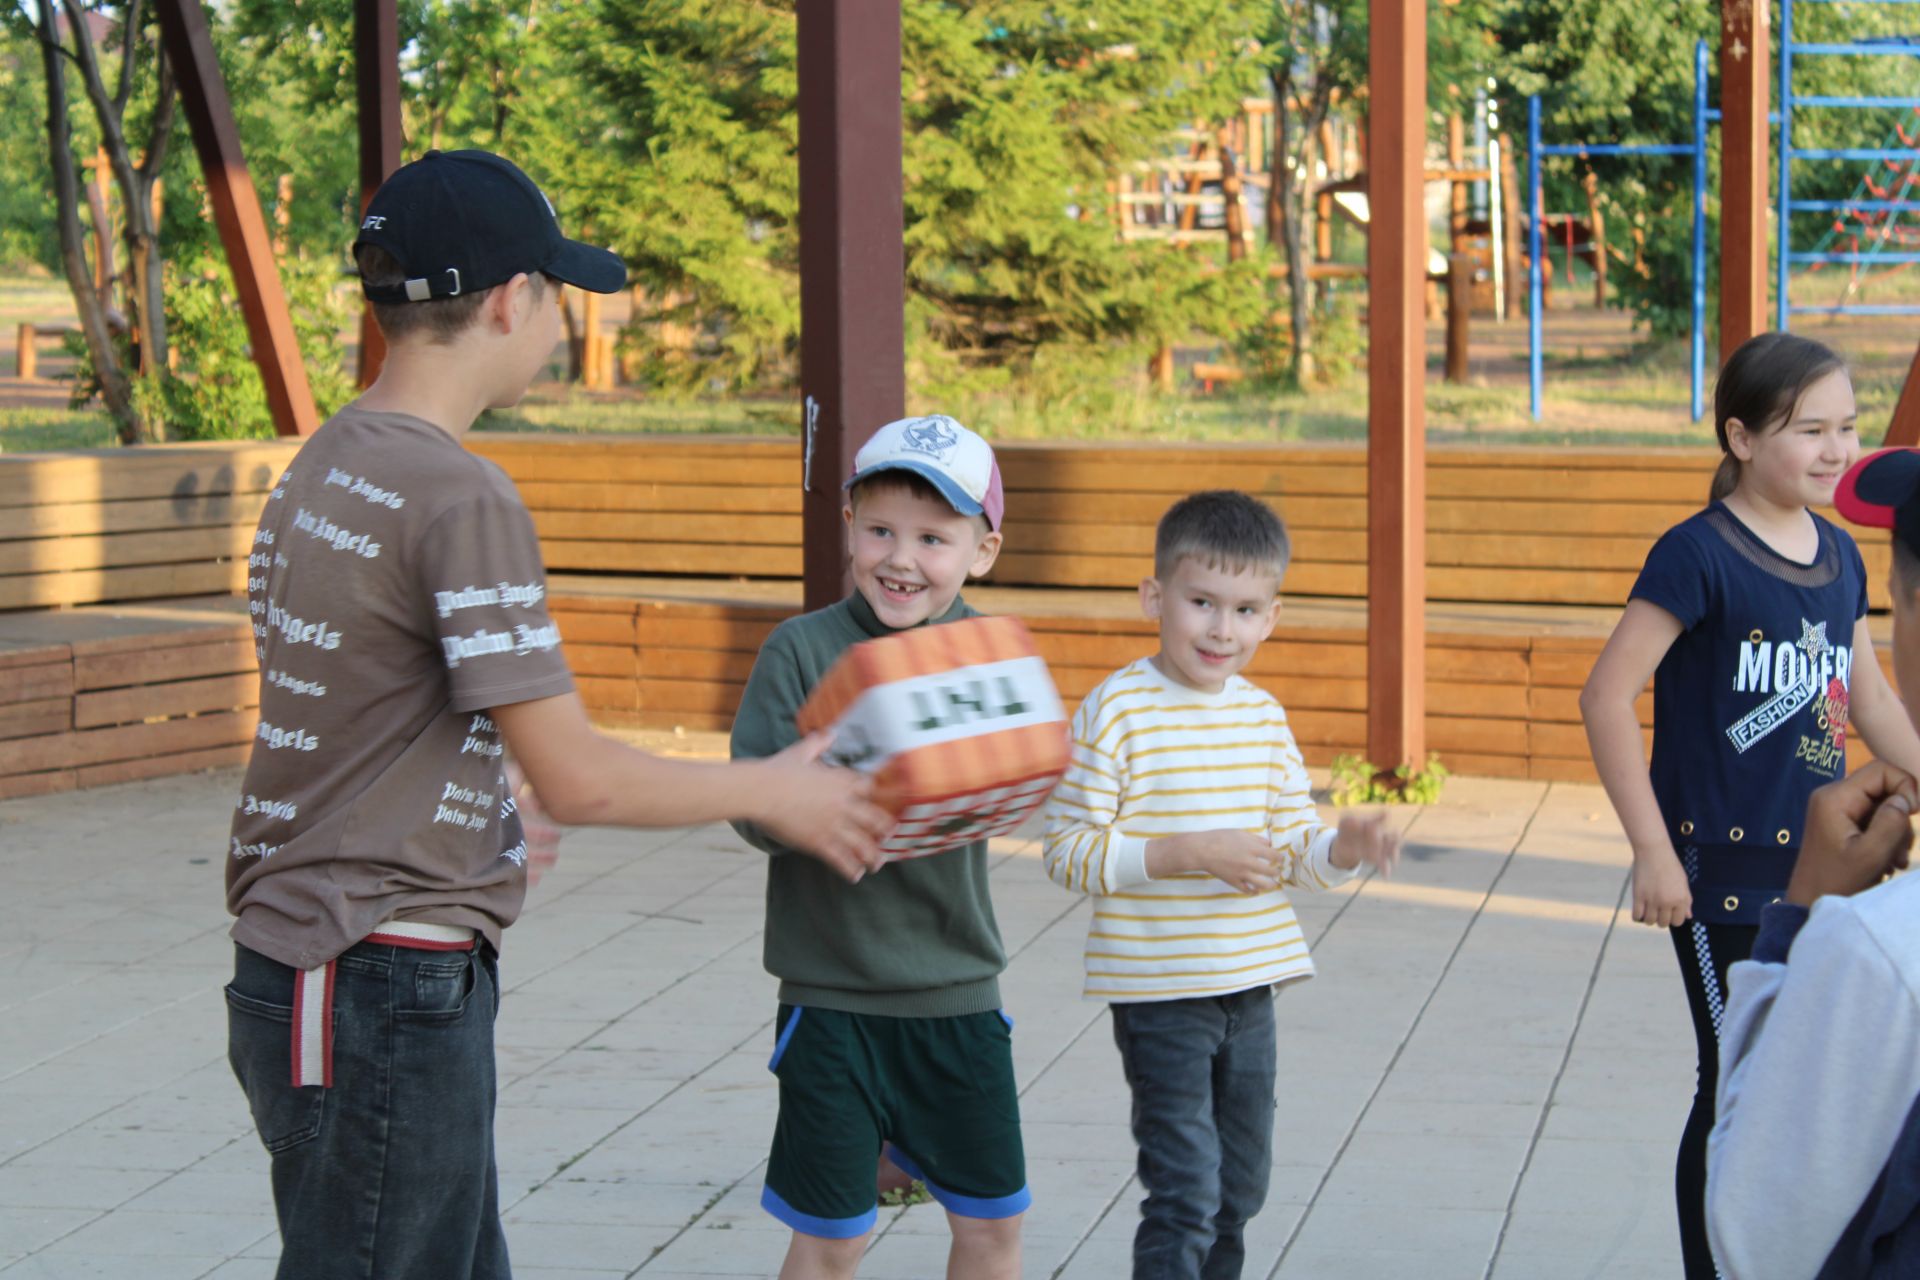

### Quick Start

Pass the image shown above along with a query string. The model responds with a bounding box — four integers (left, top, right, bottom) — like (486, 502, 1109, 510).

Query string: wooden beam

(1720, 0, 1770, 364)
(155, 0, 316, 437)
(355, 0, 402, 388)
(1366, 0, 1427, 769)
(797, 0, 905, 613)
(1887, 344, 1920, 448)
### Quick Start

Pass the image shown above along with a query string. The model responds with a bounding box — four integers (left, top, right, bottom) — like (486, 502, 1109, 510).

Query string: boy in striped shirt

(1041, 489, 1400, 1279)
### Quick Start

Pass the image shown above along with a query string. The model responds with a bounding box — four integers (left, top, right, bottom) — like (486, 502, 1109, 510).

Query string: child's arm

(1267, 726, 1398, 889)
(1580, 598, 1690, 928)
(1846, 617, 1920, 777)
(1041, 702, 1284, 895)
(727, 624, 827, 858)
(494, 692, 889, 883)
(1041, 708, 1143, 894)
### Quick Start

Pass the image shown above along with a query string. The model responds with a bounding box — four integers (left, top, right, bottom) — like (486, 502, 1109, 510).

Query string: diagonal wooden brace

(155, 0, 317, 438)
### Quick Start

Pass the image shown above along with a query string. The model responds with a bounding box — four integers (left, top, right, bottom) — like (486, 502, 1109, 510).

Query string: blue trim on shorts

(998, 1009, 1014, 1030)
(760, 1183, 876, 1239)
(768, 1006, 805, 1071)
(884, 1144, 1032, 1221)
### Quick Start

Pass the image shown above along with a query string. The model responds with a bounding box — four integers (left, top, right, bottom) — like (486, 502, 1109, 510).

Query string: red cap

(1835, 448, 1920, 529)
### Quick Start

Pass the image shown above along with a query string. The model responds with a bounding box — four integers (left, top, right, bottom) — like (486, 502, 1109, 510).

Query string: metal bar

(1706, 110, 1784, 123)
(1790, 94, 1920, 107)
(1721, 0, 1771, 366)
(1787, 251, 1920, 262)
(1778, 0, 1794, 330)
(797, 0, 905, 614)
(1536, 144, 1697, 157)
(1529, 95, 1543, 423)
(1691, 38, 1707, 422)
(1788, 303, 1920, 314)
(1366, 0, 1427, 771)
(1790, 199, 1920, 211)
(1887, 343, 1920, 448)
(155, 0, 317, 437)
(1789, 148, 1920, 160)
(1788, 42, 1920, 55)
(354, 0, 401, 388)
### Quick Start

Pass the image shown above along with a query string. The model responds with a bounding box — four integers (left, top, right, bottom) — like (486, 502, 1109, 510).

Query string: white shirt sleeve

(1707, 898, 1920, 1278)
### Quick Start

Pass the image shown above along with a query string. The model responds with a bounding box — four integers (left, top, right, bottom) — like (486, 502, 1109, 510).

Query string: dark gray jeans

(226, 940, 508, 1280)
(1112, 987, 1278, 1280)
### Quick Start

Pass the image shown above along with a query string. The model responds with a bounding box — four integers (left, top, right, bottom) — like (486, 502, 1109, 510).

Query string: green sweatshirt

(729, 590, 1007, 1017)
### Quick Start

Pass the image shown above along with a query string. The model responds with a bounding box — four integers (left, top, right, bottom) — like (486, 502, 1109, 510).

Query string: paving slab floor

(0, 765, 1694, 1278)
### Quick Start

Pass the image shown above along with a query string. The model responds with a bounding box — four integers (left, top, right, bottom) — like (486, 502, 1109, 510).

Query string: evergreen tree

(568, 0, 1272, 392)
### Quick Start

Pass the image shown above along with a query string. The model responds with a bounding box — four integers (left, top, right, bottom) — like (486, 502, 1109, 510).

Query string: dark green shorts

(760, 1004, 1030, 1239)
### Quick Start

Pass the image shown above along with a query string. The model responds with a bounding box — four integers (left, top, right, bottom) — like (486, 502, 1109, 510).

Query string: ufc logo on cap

(361, 215, 387, 229)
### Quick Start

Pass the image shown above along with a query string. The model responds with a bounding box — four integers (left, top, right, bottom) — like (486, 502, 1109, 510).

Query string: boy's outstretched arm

(1263, 720, 1362, 891)
(494, 692, 890, 883)
(728, 625, 830, 858)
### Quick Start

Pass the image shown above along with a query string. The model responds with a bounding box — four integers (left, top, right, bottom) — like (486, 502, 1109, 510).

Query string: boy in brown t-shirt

(224, 150, 891, 1280)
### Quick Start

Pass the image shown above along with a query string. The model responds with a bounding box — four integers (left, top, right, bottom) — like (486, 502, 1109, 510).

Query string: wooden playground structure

(1, 0, 1917, 801)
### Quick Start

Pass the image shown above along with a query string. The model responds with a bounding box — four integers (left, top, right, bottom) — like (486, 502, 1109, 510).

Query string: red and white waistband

(291, 922, 477, 1088)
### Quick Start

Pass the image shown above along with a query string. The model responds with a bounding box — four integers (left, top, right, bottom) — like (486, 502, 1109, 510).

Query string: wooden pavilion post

(1366, 0, 1427, 770)
(797, 0, 906, 613)
(355, 0, 402, 387)
(156, 0, 316, 437)
(1720, 0, 1770, 363)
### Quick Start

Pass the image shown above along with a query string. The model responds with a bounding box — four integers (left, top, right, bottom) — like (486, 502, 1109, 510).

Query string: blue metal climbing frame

(1529, 41, 1709, 423)
(1777, 0, 1920, 325)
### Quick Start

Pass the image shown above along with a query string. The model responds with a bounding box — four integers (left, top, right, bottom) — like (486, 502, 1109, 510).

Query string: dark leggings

(1670, 919, 1759, 1280)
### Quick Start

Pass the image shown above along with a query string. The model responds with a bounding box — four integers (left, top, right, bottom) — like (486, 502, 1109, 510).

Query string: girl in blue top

(1582, 331, 1920, 1279)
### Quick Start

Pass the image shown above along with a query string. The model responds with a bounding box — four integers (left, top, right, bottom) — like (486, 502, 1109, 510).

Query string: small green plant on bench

(1328, 753, 1449, 806)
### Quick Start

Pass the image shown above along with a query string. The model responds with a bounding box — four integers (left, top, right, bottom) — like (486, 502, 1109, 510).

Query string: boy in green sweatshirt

(730, 414, 1026, 1280)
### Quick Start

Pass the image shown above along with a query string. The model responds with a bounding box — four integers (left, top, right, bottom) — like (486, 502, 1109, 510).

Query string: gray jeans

(226, 940, 508, 1280)
(1111, 987, 1278, 1280)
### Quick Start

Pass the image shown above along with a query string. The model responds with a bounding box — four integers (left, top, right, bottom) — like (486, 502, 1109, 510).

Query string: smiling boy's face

(1141, 556, 1282, 694)
(844, 482, 1002, 630)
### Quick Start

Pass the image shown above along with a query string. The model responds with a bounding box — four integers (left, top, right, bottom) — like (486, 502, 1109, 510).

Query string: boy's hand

(1631, 844, 1693, 928)
(506, 760, 564, 889)
(1329, 811, 1401, 877)
(1787, 761, 1918, 907)
(1182, 831, 1283, 895)
(756, 733, 894, 882)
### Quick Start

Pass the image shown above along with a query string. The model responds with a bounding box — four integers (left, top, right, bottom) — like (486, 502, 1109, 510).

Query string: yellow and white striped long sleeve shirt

(1041, 657, 1352, 1002)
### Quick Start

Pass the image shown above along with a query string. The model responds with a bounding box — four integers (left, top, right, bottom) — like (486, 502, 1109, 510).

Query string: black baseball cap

(1836, 448, 1920, 556)
(353, 149, 626, 303)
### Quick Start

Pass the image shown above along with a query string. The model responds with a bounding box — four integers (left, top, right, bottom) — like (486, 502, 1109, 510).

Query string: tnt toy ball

(796, 616, 1071, 861)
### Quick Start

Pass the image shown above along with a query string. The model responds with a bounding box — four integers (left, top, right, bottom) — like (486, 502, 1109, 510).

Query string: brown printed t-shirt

(226, 408, 574, 970)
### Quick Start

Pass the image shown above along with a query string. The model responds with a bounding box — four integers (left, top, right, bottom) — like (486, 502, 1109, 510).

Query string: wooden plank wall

(0, 442, 290, 611)
(473, 437, 1896, 612)
(0, 435, 1898, 792)
(0, 607, 257, 800)
(544, 593, 1596, 781)
(0, 435, 1894, 613)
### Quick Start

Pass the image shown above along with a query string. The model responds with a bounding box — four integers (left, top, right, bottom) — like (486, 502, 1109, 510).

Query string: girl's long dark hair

(1709, 332, 1848, 502)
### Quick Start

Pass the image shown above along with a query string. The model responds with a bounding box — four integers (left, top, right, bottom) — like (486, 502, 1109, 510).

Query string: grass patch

(0, 406, 117, 452)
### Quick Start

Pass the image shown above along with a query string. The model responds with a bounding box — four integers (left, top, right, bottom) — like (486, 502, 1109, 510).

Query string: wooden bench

(0, 597, 255, 800)
(469, 436, 1896, 613)
(0, 435, 1899, 793)
(13, 323, 78, 382)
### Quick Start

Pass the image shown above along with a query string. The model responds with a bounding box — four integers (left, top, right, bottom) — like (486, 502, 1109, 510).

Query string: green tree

(10, 0, 177, 442)
(567, 0, 1273, 393)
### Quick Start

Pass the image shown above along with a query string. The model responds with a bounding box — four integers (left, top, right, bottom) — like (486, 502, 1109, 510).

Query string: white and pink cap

(847, 415, 1004, 531)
